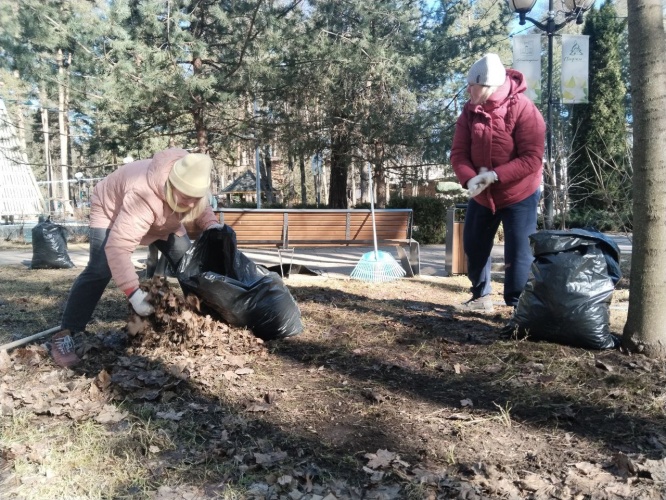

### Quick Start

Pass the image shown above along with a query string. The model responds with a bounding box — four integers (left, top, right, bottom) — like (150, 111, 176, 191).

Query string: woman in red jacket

(451, 53, 546, 312)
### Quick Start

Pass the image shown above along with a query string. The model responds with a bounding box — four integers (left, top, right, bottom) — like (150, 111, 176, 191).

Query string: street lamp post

(506, 0, 594, 228)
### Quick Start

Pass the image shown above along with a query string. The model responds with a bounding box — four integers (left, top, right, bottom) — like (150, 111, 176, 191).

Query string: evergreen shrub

(387, 196, 448, 244)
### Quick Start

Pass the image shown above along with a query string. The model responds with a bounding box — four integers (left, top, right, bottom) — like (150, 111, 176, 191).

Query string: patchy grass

(0, 251, 665, 499)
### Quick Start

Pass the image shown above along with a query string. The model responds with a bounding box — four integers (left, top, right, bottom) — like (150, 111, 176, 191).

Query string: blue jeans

(61, 228, 191, 332)
(463, 190, 540, 306)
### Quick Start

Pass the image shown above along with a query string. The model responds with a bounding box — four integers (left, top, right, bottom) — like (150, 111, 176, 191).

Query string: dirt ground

(1, 247, 665, 499)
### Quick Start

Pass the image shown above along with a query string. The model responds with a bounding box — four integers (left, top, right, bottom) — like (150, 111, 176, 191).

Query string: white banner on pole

(561, 35, 589, 104)
(512, 35, 542, 103)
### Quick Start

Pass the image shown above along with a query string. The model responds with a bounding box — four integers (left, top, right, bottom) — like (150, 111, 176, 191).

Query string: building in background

(0, 99, 45, 222)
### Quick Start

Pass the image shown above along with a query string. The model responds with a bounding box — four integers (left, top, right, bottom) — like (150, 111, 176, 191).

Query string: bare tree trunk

(299, 154, 307, 205)
(57, 49, 71, 214)
(329, 119, 351, 208)
(262, 145, 274, 204)
(191, 56, 209, 154)
(374, 142, 386, 208)
(40, 86, 53, 213)
(360, 160, 369, 204)
(622, 0, 666, 358)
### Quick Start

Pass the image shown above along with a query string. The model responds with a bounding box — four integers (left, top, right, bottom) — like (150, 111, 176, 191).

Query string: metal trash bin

(445, 203, 467, 276)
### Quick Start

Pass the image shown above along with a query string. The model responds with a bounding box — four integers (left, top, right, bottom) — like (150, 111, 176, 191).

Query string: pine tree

(568, 1, 629, 219)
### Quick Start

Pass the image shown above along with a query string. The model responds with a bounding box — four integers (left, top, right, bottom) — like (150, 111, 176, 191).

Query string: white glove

(129, 289, 154, 316)
(467, 170, 497, 198)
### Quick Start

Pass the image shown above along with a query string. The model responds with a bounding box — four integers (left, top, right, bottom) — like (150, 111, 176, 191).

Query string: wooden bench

(215, 208, 420, 276)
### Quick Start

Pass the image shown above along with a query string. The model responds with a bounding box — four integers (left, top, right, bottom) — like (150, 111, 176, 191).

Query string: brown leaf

(95, 404, 128, 424)
(155, 410, 185, 421)
(254, 451, 288, 466)
(613, 452, 638, 475)
(235, 368, 254, 376)
(126, 316, 148, 336)
(364, 449, 396, 469)
(594, 358, 614, 371)
(246, 403, 272, 412)
(96, 369, 112, 390)
(0, 349, 11, 372)
(361, 389, 385, 403)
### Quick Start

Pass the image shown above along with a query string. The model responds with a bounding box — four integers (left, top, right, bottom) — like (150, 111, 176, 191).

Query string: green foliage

(0, 0, 555, 215)
(569, 1, 630, 212)
(563, 207, 633, 233)
(388, 196, 448, 244)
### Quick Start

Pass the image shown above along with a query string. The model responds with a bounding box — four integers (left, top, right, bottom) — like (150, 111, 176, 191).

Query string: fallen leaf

(0, 350, 11, 372)
(155, 410, 185, 421)
(95, 404, 128, 424)
(594, 358, 614, 371)
(96, 369, 112, 390)
(254, 451, 288, 466)
(235, 368, 254, 376)
(365, 449, 396, 469)
(126, 316, 149, 336)
(246, 403, 272, 412)
(613, 452, 638, 476)
(277, 474, 293, 486)
(361, 389, 385, 403)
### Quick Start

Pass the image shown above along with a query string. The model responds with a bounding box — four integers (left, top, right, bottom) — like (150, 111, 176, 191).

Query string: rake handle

(1, 325, 62, 352)
(368, 163, 379, 258)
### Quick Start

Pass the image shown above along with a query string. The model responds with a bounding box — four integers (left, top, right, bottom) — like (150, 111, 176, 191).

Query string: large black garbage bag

(508, 229, 622, 350)
(31, 218, 75, 269)
(177, 226, 303, 340)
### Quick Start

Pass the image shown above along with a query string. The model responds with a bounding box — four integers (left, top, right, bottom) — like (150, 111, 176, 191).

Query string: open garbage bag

(507, 229, 622, 350)
(177, 226, 303, 340)
(31, 218, 75, 269)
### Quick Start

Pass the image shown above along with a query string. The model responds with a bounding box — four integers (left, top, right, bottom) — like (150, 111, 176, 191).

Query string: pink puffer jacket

(89, 148, 218, 293)
(451, 69, 545, 212)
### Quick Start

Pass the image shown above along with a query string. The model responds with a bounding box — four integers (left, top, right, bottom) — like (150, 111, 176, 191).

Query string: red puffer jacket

(451, 69, 545, 212)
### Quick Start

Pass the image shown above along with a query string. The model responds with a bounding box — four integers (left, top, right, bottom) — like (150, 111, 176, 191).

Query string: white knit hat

(168, 153, 212, 198)
(467, 53, 506, 87)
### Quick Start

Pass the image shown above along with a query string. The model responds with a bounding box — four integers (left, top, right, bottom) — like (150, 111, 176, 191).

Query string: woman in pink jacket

(451, 53, 545, 313)
(51, 148, 222, 367)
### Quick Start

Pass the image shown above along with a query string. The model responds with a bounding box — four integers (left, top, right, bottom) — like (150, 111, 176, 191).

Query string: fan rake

(350, 165, 406, 283)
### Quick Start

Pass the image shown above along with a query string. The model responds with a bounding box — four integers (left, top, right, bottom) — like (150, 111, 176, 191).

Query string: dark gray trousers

(61, 228, 191, 332)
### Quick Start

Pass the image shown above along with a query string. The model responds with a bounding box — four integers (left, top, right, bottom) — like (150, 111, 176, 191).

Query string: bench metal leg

(396, 246, 413, 277)
(277, 248, 295, 278)
(409, 240, 420, 276)
(396, 241, 420, 277)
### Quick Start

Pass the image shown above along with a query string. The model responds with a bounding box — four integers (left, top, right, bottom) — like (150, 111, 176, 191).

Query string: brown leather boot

(51, 330, 81, 368)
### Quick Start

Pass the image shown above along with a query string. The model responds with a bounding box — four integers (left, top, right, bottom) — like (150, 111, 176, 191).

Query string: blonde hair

(165, 180, 210, 223)
(476, 85, 499, 104)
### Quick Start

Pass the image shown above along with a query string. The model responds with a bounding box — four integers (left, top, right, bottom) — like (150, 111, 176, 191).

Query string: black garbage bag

(177, 226, 303, 340)
(508, 229, 622, 350)
(31, 218, 75, 269)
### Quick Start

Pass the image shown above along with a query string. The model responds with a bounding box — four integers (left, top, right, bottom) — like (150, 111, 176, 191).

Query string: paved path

(0, 233, 632, 279)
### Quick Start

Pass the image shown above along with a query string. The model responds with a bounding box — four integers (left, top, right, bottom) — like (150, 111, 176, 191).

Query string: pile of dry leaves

(1, 268, 665, 499)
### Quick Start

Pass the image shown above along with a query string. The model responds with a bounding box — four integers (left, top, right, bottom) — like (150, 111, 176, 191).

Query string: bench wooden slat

(214, 208, 419, 276)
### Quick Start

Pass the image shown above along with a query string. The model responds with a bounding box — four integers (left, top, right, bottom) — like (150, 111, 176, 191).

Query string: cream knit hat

(467, 53, 506, 87)
(168, 153, 212, 198)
